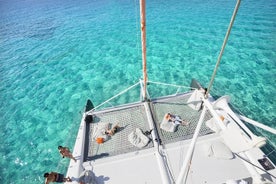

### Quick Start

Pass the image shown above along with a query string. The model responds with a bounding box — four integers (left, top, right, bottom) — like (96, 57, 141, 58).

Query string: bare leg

(63, 177, 72, 182)
(71, 155, 76, 162)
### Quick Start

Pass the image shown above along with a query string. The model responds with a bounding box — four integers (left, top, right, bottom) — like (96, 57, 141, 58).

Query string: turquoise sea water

(0, 0, 275, 183)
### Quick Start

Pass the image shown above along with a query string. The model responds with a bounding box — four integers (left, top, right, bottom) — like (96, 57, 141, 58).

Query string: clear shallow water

(0, 0, 275, 183)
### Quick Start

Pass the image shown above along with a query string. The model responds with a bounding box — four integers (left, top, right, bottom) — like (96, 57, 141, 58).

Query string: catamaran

(65, 0, 276, 183)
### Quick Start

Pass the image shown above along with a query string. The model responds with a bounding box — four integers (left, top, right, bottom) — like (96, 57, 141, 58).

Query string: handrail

(238, 115, 276, 135)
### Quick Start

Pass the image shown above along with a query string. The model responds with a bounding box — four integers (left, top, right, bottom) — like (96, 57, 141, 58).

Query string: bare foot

(67, 177, 72, 182)
(181, 121, 190, 126)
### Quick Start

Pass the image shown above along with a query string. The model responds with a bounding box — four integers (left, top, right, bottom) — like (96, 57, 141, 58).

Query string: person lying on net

(105, 124, 120, 136)
(165, 113, 189, 126)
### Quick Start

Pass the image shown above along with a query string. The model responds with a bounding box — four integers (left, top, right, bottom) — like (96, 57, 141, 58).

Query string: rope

(206, 0, 241, 97)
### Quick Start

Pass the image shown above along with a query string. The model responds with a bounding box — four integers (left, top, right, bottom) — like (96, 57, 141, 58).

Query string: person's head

(44, 173, 49, 178)
(165, 113, 171, 120)
(58, 146, 62, 150)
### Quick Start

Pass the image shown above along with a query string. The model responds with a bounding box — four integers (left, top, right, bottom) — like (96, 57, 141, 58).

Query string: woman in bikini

(58, 146, 76, 162)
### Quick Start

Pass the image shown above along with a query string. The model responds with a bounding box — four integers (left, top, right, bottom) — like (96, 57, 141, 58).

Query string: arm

(59, 150, 65, 158)
(45, 179, 49, 184)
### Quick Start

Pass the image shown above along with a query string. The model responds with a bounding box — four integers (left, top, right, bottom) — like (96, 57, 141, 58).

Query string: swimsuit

(55, 173, 64, 183)
(170, 115, 182, 125)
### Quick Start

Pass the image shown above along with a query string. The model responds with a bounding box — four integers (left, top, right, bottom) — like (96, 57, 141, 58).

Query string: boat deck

(84, 93, 213, 161)
(66, 91, 276, 184)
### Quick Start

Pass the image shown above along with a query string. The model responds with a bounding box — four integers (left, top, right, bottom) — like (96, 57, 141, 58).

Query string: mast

(140, 0, 147, 101)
